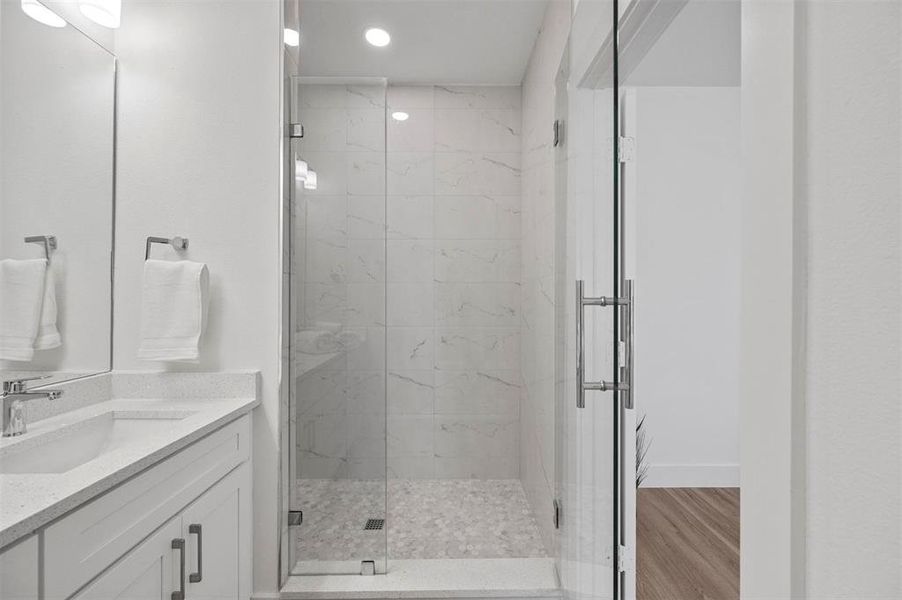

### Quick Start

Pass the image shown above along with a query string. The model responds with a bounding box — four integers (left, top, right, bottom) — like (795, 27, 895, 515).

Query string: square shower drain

(364, 518, 384, 531)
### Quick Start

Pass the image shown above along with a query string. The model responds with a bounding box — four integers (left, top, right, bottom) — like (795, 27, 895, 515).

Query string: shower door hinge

(288, 510, 303, 526)
(553, 119, 564, 147)
(618, 545, 635, 573)
(287, 123, 305, 139)
(619, 136, 635, 162)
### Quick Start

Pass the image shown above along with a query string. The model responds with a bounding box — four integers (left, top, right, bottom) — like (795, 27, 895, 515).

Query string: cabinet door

(181, 464, 251, 600)
(0, 535, 38, 600)
(73, 519, 182, 600)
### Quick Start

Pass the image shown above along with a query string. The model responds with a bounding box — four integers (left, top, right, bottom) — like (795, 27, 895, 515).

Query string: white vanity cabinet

(0, 535, 39, 600)
(74, 463, 250, 600)
(40, 413, 253, 600)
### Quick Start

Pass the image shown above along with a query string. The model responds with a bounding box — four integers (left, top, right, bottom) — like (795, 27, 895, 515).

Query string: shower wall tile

(434, 282, 521, 327)
(387, 85, 435, 110)
(300, 109, 348, 151)
(387, 283, 433, 326)
(387, 110, 434, 152)
(434, 370, 521, 415)
(435, 152, 521, 195)
(348, 195, 386, 239)
(387, 152, 435, 195)
(388, 415, 434, 457)
(387, 370, 435, 415)
(434, 85, 521, 110)
(387, 240, 434, 282)
(433, 456, 518, 479)
(387, 195, 434, 239)
(435, 240, 520, 282)
(434, 328, 520, 371)
(347, 85, 385, 109)
(347, 152, 386, 195)
(347, 109, 385, 152)
(347, 239, 386, 282)
(434, 415, 519, 458)
(298, 85, 522, 481)
(434, 195, 521, 240)
(387, 327, 435, 370)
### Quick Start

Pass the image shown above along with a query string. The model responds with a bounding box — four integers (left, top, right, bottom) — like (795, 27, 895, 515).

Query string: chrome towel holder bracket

(24, 235, 57, 262)
(145, 236, 189, 260)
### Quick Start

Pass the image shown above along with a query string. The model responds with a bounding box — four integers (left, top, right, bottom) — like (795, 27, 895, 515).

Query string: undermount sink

(0, 410, 195, 475)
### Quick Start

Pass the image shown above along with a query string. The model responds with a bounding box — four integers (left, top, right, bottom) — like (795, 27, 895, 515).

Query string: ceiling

(296, 0, 550, 85)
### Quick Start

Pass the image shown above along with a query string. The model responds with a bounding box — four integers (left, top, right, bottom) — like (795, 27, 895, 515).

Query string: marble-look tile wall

(519, 0, 571, 553)
(294, 83, 523, 480)
(384, 85, 522, 479)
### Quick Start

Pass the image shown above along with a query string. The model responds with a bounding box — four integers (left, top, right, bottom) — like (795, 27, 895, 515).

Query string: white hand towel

(0, 259, 47, 361)
(34, 262, 61, 350)
(138, 259, 209, 362)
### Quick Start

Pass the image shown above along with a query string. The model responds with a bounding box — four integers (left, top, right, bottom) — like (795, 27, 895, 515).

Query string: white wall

(112, 1, 283, 594)
(741, 1, 901, 596)
(632, 87, 740, 487)
(519, 0, 570, 553)
(802, 1, 901, 595)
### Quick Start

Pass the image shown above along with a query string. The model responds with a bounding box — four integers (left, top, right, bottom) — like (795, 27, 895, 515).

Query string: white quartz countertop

(0, 394, 258, 549)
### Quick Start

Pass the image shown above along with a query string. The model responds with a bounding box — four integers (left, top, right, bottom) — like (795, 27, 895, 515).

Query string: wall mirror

(0, 0, 116, 387)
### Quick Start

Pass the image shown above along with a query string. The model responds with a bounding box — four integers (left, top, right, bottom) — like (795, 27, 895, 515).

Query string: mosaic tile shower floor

(294, 479, 549, 562)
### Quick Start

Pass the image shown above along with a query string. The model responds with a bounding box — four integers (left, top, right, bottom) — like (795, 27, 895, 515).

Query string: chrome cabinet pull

(576, 279, 632, 408)
(189, 524, 203, 583)
(172, 538, 186, 600)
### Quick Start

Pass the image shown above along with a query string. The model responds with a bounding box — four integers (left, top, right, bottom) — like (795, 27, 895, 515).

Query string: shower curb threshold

(280, 558, 561, 600)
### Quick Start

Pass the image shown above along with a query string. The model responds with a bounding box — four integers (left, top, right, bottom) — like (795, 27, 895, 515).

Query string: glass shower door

(289, 77, 388, 576)
(555, 0, 635, 598)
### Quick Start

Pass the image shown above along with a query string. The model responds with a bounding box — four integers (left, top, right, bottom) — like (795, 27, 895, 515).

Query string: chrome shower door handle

(172, 538, 186, 600)
(621, 279, 635, 410)
(576, 279, 631, 408)
(189, 524, 203, 583)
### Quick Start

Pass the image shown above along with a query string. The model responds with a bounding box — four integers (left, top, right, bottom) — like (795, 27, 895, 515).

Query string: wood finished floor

(637, 488, 739, 600)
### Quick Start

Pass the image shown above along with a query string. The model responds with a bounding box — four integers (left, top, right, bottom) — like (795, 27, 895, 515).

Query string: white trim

(642, 464, 739, 488)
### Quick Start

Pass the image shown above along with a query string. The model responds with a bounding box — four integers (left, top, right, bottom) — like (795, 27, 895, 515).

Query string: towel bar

(24, 235, 57, 262)
(145, 236, 189, 260)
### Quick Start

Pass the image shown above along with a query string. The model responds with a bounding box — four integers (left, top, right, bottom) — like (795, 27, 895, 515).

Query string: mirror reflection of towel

(0, 258, 60, 361)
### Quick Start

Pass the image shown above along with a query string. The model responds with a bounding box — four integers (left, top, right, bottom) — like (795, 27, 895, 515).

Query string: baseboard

(642, 463, 739, 488)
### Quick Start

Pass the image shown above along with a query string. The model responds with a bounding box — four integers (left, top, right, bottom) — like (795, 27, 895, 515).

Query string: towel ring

(145, 236, 189, 260)
(24, 235, 57, 262)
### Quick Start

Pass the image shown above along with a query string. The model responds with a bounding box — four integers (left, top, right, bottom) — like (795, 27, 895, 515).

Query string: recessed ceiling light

(392, 111, 409, 122)
(283, 28, 300, 47)
(365, 27, 391, 47)
(20, 0, 66, 27)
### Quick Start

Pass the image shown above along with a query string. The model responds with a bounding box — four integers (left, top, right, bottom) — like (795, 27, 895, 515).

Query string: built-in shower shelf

(280, 558, 561, 600)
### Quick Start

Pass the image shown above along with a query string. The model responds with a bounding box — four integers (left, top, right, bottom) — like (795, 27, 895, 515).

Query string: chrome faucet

(2, 377, 63, 437)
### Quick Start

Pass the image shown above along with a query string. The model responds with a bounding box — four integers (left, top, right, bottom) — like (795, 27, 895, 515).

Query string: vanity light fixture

(365, 27, 391, 47)
(79, 0, 121, 28)
(20, 0, 66, 28)
(284, 28, 300, 47)
(303, 171, 318, 191)
(391, 111, 409, 122)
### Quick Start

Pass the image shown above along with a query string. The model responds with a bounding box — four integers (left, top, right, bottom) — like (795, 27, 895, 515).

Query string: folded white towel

(34, 261, 61, 350)
(0, 259, 48, 361)
(138, 259, 209, 362)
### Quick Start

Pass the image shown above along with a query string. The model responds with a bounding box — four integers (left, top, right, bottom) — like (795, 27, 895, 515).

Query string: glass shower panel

(555, 0, 624, 598)
(289, 78, 388, 576)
